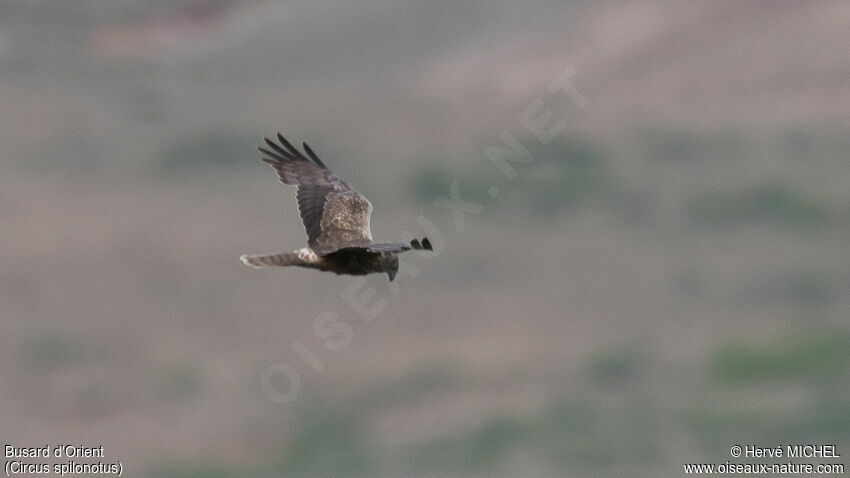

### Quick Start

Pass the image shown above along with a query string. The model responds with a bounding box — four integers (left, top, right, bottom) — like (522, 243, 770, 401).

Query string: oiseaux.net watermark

(261, 66, 587, 404)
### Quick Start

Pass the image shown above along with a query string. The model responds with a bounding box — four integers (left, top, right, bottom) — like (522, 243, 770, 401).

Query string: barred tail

(240, 252, 302, 268)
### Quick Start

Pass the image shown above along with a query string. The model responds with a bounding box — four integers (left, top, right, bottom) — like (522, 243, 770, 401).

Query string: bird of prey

(240, 133, 432, 281)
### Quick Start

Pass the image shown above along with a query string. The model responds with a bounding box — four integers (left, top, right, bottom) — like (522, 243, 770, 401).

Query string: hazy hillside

(1, 2, 848, 477)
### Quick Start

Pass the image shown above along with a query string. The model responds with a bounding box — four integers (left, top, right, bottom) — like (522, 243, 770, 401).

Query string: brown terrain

(1, 1, 848, 476)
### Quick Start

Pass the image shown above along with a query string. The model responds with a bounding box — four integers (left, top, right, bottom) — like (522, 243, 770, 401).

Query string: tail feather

(240, 252, 301, 268)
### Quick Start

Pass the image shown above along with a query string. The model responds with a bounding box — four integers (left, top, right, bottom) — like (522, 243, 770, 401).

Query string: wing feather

(263, 137, 296, 161)
(364, 238, 433, 253)
(258, 133, 374, 255)
(302, 142, 327, 169)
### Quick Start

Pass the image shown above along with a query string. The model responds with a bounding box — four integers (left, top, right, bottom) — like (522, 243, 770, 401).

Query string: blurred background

(1, 1, 849, 476)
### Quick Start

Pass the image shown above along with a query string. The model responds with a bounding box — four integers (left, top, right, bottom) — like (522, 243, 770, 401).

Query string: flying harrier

(240, 133, 432, 281)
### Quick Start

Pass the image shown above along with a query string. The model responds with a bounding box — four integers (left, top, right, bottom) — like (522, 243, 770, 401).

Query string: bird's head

(380, 252, 400, 281)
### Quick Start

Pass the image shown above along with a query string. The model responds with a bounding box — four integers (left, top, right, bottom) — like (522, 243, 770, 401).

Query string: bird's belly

(323, 250, 381, 275)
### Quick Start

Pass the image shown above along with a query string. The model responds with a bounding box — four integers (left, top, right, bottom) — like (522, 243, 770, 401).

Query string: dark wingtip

(276, 132, 301, 156)
(410, 239, 422, 250)
(262, 135, 298, 161)
(257, 147, 283, 163)
(302, 142, 327, 169)
(421, 237, 433, 250)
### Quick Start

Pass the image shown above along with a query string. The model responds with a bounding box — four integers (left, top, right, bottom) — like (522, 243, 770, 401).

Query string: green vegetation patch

(408, 414, 532, 472)
(157, 132, 256, 174)
(156, 363, 205, 403)
(640, 127, 747, 163)
(356, 363, 458, 412)
(148, 463, 236, 478)
(585, 344, 645, 385)
(408, 137, 609, 216)
(23, 333, 86, 370)
(711, 331, 850, 384)
(683, 394, 850, 447)
(279, 404, 376, 477)
(687, 184, 828, 228)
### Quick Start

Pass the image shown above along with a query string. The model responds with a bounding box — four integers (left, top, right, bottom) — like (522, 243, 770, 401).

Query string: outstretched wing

(258, 133, 373, 255)
(364, 238, 432, 253)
